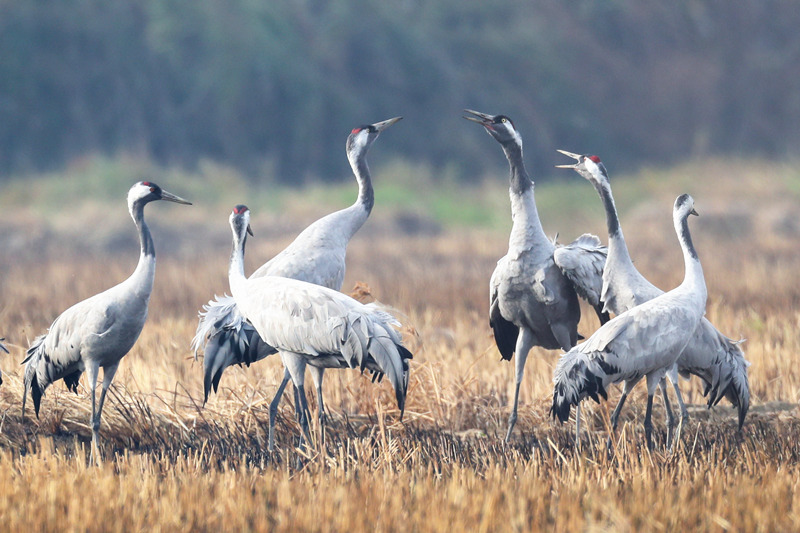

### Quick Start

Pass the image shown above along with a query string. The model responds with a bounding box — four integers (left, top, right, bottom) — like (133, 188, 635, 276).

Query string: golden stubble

(1, 161, 800, 531)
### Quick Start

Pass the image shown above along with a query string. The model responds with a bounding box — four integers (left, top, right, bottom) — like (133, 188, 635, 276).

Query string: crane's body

(22, 182, 191, 453)
(557, 150, 750, 432)
(226, 206, 411, 447)
(193, 118, 401, 449)
(464, 110, 607, 442)
(552, 194, 707, 450)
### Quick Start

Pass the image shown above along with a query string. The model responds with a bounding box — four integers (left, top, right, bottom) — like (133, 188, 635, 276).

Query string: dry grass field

(1, 158, 800, 531)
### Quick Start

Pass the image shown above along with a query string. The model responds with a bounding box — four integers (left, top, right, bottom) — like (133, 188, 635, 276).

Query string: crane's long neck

(593, 178, 633, 265)
(502, 143, 549, 251)
(343, 147, 374, 238)
(129, 200, 156, 296)
(675, 214, 706, 299)
(228, 232, 248, 297)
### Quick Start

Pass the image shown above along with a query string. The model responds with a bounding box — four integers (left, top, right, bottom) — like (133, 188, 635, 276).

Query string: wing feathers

(554, 233, 607, 308)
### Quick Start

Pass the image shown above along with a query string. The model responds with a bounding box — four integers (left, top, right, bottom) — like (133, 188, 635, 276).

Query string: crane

(463, 109, 607, 442)
(22, 181, 191, 454)
(192, 117, 401, 449)
(226, 205, 412, 448)
(556, 150, 749, 440)
(552, 194, 707, 450)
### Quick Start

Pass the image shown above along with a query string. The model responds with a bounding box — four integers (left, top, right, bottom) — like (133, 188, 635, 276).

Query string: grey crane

(226, 205, 412, 448)
(556, 151, 749, 440)
(192, 117, 401, 449)
(463, 110, 608, 442)
(22, 181, 191, 452)
(552, 194, 707, 450)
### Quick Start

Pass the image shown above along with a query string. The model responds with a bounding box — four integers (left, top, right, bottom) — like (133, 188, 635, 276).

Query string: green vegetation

(1, 1, 799, 182)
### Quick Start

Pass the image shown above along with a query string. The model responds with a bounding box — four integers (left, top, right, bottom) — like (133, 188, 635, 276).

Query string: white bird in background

(226, 205, 412, 449)
(22, 182, 191, 452)
(552, 194, 707, 450)
(463, 109, 608, 442)
(192, 117, 401, 446)
(556, 150, 750, 437)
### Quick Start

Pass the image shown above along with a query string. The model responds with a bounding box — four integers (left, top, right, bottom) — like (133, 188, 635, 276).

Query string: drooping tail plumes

(21, 334, 47, 418)
(551, 350, 609, 423)
(683, 334, 751, 429)
(708, 338, 750, 429)
(22, 334, 84, 419)
(194, 295, 277, 404)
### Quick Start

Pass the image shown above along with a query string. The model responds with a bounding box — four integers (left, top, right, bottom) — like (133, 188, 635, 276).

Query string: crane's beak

(247, 224, 254, 236)
(160, 189, 192, 205)
(691, 208, 699, 217)
(554, 149, 582, 169)
(372, 116, 403, 132)
(462, 109, 494, 126)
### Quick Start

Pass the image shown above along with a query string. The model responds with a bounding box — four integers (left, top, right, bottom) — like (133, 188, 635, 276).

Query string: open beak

(372, 116, 403, 132)
(160, 189, 192, 205)
(463, 108, 494, 126)
(555, 149, 583, 169)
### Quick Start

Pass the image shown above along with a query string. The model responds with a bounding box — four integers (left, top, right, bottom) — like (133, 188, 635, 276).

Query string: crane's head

(128, 181, 192, 208)
(555, 150, 609, 185)
(674, 193, 699, 220)
(229, 204, 254, 244)
(346, 116, 403, 159)
(463, 109, 523, 150)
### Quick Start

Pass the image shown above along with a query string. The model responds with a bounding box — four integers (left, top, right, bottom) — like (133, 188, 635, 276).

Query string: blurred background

(1, 0, 799, 185)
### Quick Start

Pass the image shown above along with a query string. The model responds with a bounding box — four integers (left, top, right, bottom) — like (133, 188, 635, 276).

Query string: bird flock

(1, 111, 750, 457)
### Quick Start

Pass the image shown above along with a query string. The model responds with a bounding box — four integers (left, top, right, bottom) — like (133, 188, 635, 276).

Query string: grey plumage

(226, 206, 412, 447)
(21, 181, 191, 451)
(557, 150, 750, 430)
(552, 194, 707, 450)
(191, 118, 401, 447)
(464, 110, 607, 442)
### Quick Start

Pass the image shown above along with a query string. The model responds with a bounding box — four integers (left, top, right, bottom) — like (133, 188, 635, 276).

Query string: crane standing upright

(193, 117, 402, 448)
(556, 150, 750, 439)
(22, 182, 191, 454)
(226, 205, 412, 449)
(552, 195, 707, 451)
(463, 110, 607, 442)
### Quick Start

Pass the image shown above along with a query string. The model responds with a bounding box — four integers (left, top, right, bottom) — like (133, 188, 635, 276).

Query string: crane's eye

(501, 118, 507, 123)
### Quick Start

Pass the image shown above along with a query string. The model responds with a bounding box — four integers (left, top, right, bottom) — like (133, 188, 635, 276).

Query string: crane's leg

(309, 366, 326, 444)
(644, 373, 665, 451)
(295, 386, 312, 449)
(268, 368, 292, 452)
(93, 364, 119, 447)
(293, 385, 303, 423)
(659, 378, 676, 449)
(607, 377, 641, 449)
(667, 366, 689, 451)
(644, 393, 655, 452)
(505, 329, 534, 443)
(86, 362, 101, 463)
(280, 352, 312, 448)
